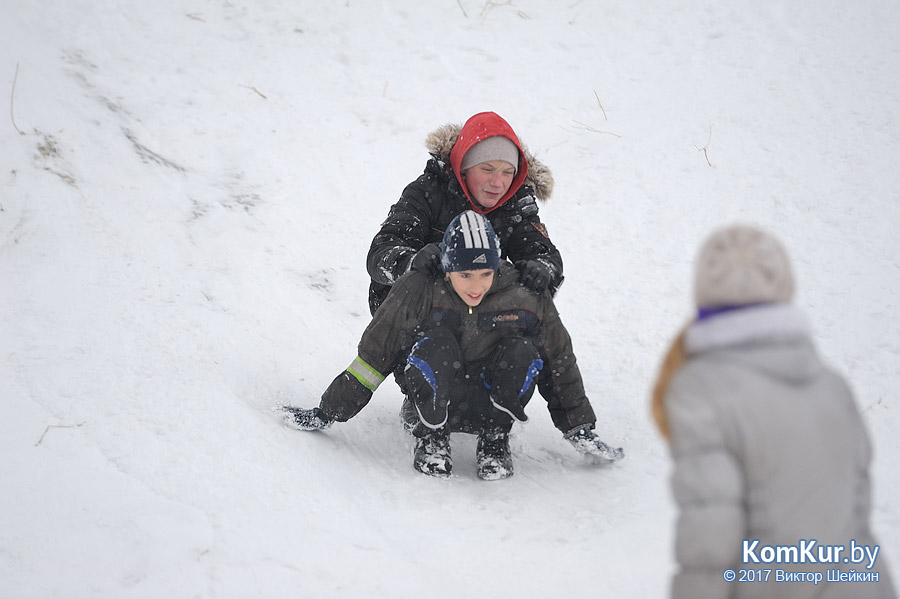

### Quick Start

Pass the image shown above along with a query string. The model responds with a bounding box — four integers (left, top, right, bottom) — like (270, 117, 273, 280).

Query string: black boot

(413, 430, 452, 478)
(476, 430, 513, 481)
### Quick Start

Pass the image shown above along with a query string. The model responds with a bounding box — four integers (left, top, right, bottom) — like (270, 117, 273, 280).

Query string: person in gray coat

(651, 224, 895, 599)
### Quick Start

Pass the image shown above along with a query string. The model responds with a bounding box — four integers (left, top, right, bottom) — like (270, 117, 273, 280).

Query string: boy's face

(462, 161, 516, 209)
(446, 269, 495, 307)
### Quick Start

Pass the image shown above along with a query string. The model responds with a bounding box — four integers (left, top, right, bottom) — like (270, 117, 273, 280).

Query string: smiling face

(462, 161, 516, 210)
(446, 269, 496, 307)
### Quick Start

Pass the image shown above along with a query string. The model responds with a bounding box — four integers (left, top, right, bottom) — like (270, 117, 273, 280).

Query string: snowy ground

(1, 1, 898, 597)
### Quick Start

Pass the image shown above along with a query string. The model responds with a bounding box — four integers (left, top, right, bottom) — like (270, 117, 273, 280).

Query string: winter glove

(564, 424, 625, 462)
(280, 406, 333, 431)
(410, 243, 443, 278)
(515, 259, 554, 293)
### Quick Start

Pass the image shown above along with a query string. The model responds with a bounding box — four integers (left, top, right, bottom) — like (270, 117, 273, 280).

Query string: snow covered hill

(2, 1, 898, 597)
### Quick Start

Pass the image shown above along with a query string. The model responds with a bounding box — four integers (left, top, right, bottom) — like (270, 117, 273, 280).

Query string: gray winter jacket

(665, 304, 894, 599)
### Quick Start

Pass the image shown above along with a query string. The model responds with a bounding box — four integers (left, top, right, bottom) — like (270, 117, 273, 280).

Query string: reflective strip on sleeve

(347, 356, 386, 392)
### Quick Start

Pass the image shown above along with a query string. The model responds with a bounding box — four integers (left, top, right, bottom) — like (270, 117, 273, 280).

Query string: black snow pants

(401, 327, 543, 438)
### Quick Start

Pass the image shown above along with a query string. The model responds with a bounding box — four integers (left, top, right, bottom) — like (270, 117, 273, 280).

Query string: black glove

(280, 406, 333, 431)
(515, 259, 553, 293)
(564, 424, 625, 462)
(410, 243, 443, 277)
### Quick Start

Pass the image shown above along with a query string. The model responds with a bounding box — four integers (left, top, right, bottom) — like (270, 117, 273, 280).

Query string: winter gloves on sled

(281, 406, 333, 431)
(282, 406, 624, 470)
(564, 424, 625, 462)
(409, 243, 443, 277)
(515, 259, 554, 294)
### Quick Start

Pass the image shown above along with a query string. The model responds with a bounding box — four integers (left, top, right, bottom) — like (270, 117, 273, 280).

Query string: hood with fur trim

(424, 117, 554, 208)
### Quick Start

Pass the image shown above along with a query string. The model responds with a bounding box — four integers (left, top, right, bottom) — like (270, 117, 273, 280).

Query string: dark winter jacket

(321, 262, 596, 434)
(366, 113, 563, 314)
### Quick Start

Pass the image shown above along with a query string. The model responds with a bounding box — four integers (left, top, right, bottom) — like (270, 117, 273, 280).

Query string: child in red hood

(366, 112, 563, 316)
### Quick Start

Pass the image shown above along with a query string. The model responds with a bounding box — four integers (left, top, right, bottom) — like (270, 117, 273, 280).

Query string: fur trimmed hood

(425, 122, 555, 202)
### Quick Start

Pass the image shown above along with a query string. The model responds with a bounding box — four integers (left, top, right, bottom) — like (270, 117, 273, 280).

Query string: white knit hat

(459, 136, 519, 172)
(694, 224, 795, 308)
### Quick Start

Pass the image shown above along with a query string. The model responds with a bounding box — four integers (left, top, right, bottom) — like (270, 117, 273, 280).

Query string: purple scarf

(697, 302, 767, 321)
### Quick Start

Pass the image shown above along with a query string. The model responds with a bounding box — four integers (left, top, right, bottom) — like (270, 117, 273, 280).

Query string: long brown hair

(651, 328, 688, 440)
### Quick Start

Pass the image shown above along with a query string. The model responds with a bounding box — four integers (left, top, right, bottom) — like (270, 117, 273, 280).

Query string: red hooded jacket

(449, 112, 530, 214)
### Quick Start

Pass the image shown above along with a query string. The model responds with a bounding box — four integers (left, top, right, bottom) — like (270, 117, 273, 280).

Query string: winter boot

(280, 406, 333, 431)
(413, 431, 452, 478)
(476, 430, 514, 481)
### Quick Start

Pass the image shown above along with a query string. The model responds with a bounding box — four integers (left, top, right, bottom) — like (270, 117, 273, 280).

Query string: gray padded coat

(665, 304, 894, 599)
